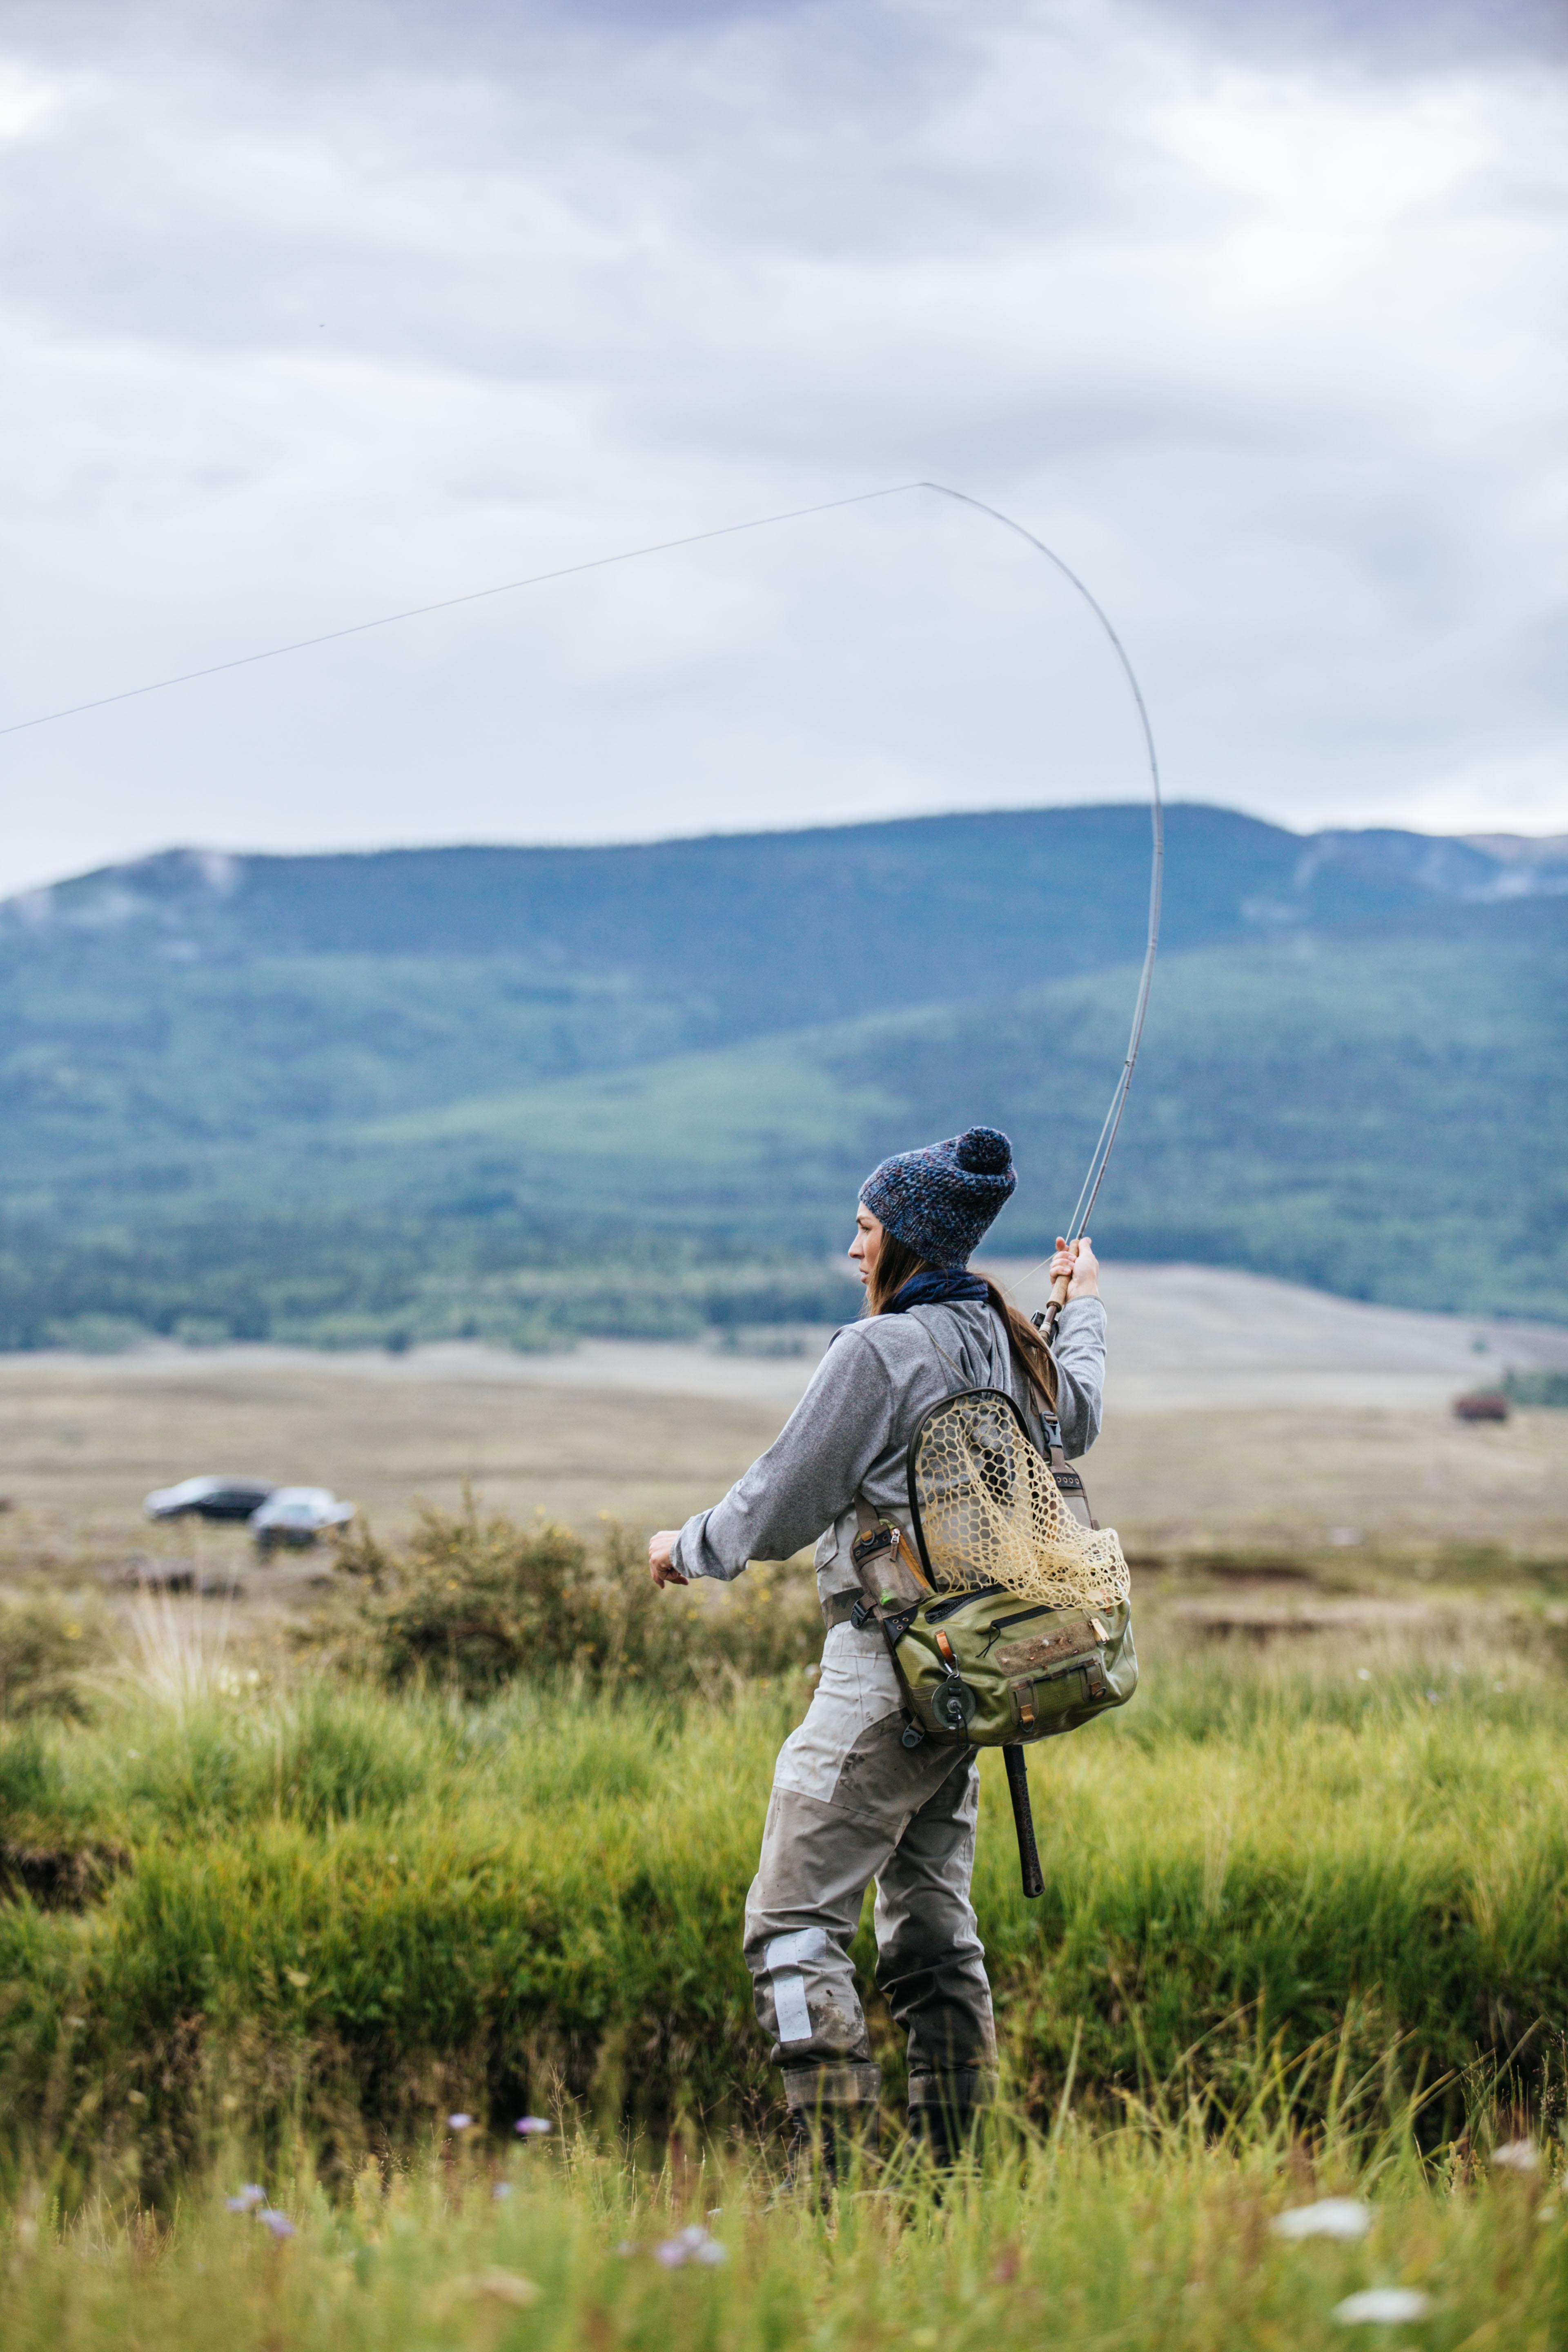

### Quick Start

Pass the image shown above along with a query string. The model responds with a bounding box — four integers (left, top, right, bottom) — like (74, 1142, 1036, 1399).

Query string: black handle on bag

(1004, 1743, 1045, 1899)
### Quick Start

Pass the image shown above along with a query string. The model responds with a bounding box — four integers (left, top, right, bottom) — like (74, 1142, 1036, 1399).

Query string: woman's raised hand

(1049, 1235, 1100, 1300)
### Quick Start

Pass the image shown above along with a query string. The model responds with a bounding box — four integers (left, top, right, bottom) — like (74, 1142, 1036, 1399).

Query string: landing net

(911, 1392, 1130, 1608)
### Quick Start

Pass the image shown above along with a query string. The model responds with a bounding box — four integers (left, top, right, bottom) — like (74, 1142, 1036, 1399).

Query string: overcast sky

(0, 0, 1564, 895)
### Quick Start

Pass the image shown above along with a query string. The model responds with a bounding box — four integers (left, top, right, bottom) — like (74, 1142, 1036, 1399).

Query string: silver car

(249, 1486, 356, 1553)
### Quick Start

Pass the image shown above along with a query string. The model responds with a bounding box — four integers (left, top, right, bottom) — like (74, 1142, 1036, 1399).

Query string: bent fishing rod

(1, 479, 1165, 1279)
(5, 479, 1163, 1908)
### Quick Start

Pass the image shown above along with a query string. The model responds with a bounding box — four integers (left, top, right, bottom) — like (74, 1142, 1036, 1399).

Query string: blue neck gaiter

(885, 1268, 989, 1313)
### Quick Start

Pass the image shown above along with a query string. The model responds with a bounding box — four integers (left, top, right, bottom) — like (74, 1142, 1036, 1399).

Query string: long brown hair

(866, 1231, 1059, 1414)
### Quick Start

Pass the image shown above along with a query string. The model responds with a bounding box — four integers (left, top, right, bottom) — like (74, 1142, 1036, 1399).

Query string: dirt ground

(1, 1263, 1564, 1597)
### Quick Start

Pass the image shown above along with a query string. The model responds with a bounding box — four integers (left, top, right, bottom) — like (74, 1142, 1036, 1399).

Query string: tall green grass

(7, 2103, 1568, 2352)
(3, 1642, 1567, 2192)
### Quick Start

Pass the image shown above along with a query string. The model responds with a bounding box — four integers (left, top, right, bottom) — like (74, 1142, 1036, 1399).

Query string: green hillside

(0, 807, 1561, 1348)
(1, 906, 1561, 1348)
(335, 915, 1568, 1321)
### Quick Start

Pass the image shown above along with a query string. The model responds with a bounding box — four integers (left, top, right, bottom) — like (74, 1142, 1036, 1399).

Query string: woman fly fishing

(647, 1126, 1106, 2165)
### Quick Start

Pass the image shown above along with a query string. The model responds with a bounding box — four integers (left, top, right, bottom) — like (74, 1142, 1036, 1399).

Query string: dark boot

(907, 2073, 993, 2168)
(782, 2102, 881, 2199)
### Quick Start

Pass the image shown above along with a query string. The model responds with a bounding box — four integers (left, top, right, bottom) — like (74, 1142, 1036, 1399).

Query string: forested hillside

(0, 805, 1562, 1347)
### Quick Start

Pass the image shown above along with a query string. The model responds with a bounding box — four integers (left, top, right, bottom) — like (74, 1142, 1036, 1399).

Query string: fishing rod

(913, 486, 1164, 1341)
(1, 479, 1163, 1268)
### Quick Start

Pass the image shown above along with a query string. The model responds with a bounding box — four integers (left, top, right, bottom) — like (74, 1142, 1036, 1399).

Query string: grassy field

(5, 1318, 1568, 2346)
(9, 2109, 1568, 2352)
(6, 1618, 1568, 2195)
(8, 1628, 1568, 2347)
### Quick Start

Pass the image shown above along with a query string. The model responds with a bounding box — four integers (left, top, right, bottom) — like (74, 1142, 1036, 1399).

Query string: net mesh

(911, 1391, 1130, 1608)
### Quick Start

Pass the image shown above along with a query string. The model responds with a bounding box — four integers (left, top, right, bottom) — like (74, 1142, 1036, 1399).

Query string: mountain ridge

(0, 802, 1562, 1348)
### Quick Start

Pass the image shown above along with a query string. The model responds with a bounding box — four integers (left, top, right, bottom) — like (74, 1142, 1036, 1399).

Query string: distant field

(0, 1353, 784, 1583)
(2, 1263, 1566, 1585)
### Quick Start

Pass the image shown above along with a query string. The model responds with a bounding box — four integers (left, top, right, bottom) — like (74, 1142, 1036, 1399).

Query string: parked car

(1452, 1391, 1510, 1423)
(249, 1487, 356, 1552)
(144, 1474, 277, 1523)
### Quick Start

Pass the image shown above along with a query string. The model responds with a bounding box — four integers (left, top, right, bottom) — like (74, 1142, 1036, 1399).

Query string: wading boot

(907, 2071, 996, 2171)
(782, 2106, 882, 2204)
(780, 2066, 881, 2203)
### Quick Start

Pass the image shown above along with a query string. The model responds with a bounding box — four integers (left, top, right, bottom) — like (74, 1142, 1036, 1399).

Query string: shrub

(0, 1592, 111, 1719)
(330, 1504, 820, 1697)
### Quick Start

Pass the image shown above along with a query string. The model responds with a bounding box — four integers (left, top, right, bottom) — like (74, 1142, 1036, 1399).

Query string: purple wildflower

(515, 2116, 553, 2137)
(447, 2112, 474, 2132)
(225, 2185, 266, 2213)
(654, 2225, 726, 2268)
(258, 2209, 296, 2239)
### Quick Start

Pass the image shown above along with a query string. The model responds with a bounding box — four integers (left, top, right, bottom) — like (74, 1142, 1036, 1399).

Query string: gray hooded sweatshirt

(673, 1295, 1107, 1607)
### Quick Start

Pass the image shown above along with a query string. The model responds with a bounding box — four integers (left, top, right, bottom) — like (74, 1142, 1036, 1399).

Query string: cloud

(0, 0, 1563, 892)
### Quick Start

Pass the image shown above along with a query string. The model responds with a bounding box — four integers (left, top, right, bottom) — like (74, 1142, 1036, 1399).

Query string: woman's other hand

(648, 1531, 688, 1588)
(1050, 1235, 1100, 1300)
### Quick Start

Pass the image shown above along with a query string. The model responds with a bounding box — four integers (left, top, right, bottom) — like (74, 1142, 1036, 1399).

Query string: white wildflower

(1272, 2198, 1371, 2242)
(1333, 2288, 1432, 2325)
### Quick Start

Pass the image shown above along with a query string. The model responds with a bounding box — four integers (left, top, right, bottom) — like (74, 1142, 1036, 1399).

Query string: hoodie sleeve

(1051, 1296, 1107, 1458)
(671, 1329, 895, 1582)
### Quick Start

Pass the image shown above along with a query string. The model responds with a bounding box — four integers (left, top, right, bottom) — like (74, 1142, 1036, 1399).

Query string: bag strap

(844, 1305, 966, 1606)
(1004, 1327, 1099, 1531)
(905, 1305, 971, 1390)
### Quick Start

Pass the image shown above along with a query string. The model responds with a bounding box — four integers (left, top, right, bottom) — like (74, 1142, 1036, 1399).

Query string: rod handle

(1040, 1268, 1071, 1344)
(1003, 1744, 1045, 1900)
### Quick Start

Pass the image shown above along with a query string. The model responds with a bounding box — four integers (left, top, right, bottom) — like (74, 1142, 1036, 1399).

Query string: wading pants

(744, 1618, 998, 2127)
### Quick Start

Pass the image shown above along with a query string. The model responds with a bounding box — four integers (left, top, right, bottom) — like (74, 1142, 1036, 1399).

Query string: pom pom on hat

(860, 1126, 1017, 1266)
(956, 1127, 1011, 1175)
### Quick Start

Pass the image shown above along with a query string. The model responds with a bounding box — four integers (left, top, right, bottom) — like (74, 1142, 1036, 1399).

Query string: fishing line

(0, 485, 921, 742)
(917, 483, 1163, 1262)
(1, 478, 1163, 1245)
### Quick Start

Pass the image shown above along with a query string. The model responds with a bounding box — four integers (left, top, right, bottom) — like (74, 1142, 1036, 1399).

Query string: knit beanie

(860, 1126, 1017, 1266)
